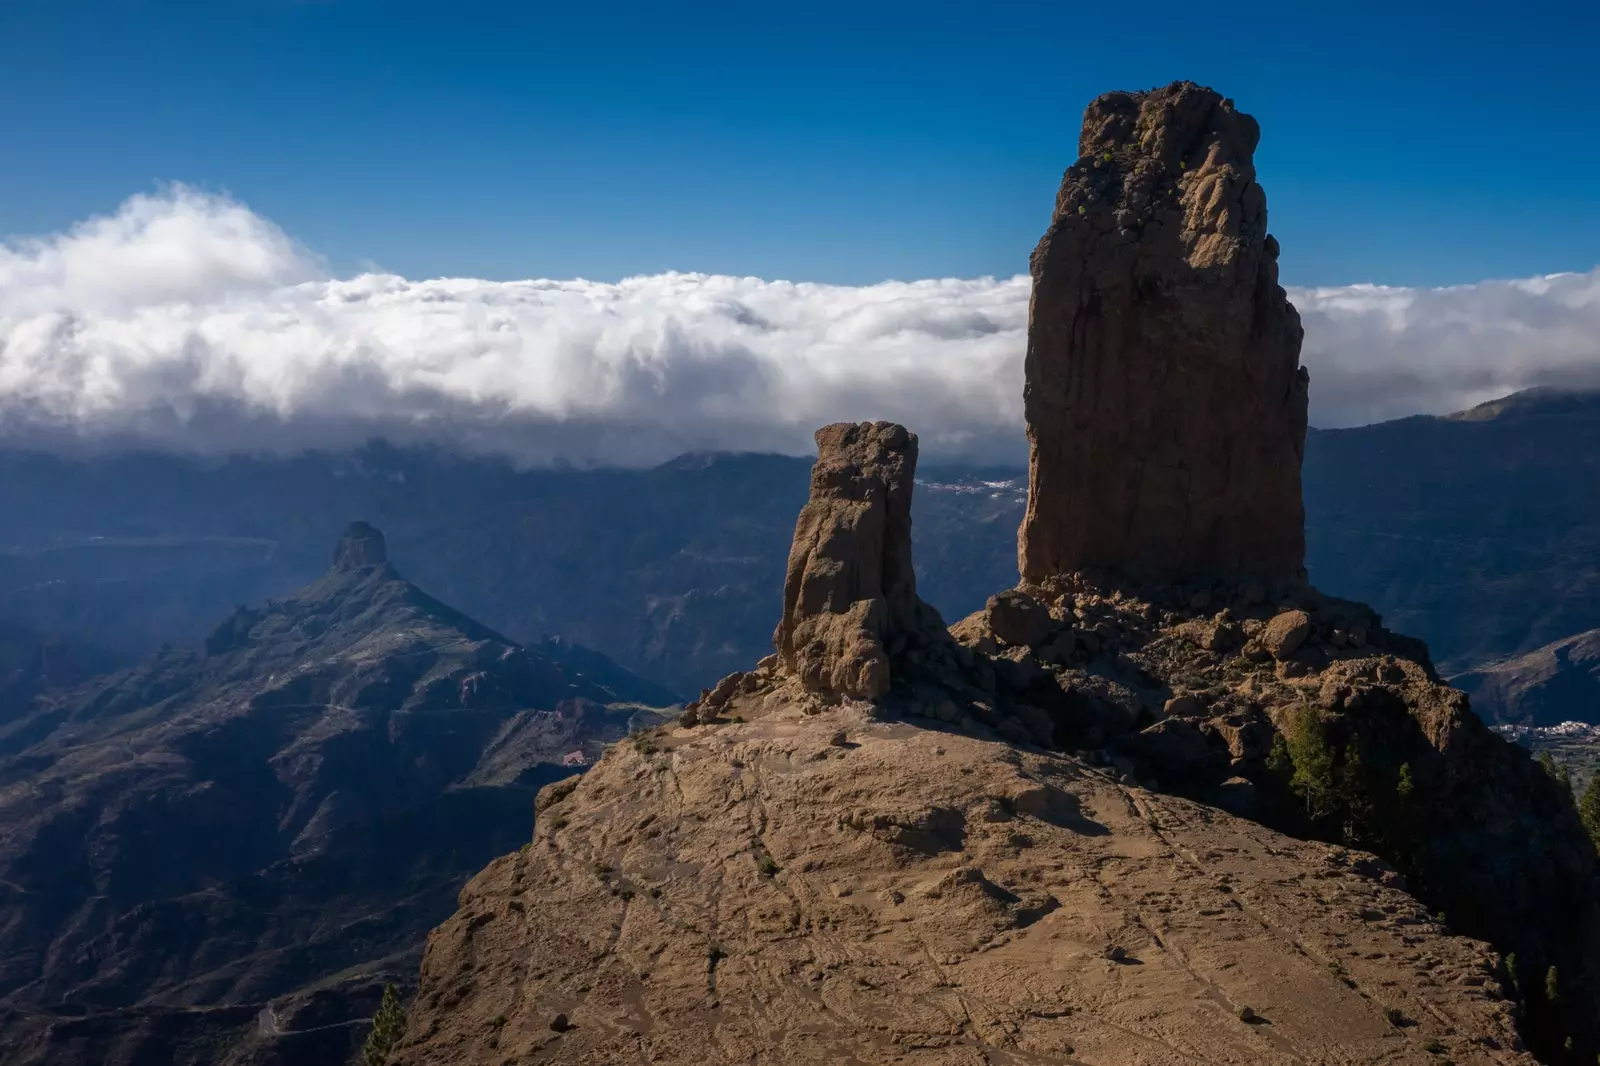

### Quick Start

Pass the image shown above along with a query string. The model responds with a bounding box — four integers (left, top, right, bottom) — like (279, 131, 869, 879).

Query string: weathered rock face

(772, 422, 934, 700)
(1019, 81, 1309, 585)
(333, 519, 388, 570)
(943, 571, 1600, 1061)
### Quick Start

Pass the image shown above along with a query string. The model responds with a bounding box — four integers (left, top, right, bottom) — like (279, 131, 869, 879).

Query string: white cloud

(2, 187, 1596, 464)
(1294, 274, 1600, 427)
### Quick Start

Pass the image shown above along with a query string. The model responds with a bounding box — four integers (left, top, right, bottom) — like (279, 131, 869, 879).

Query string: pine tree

(362, 983, 407, 1066)
(1284, 703, 1339, 822)
(1579, 775, 1600, 851)
(1339, 742, 1375, 845)
(1266, 733, 1294, 782)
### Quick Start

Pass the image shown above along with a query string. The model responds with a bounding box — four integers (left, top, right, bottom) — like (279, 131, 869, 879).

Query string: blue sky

(2, 0, 1596, 287)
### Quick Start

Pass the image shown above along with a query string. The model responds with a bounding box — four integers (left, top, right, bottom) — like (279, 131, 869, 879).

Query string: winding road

(257, 1005, 371, 1038)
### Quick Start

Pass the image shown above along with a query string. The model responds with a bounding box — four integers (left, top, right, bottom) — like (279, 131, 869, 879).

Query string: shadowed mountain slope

(1456, 626, 1600, 726)
(1305, 388, 1600, 676)
(0, 524, 673, 1066)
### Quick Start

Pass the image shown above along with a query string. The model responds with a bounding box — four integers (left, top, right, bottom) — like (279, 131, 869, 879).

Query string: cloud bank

(3, 187, 1597, 464)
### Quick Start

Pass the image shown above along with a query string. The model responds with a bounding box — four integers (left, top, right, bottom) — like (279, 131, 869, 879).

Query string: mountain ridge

(0, 524, 674, 1066)
(0, 385, 1595, 705)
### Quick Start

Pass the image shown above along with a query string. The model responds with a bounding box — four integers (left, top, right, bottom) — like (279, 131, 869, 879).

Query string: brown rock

(1215, 776, 1259, 818)
(1262, 609, 1312, 660)
(1133, 717, 1227, 778)
(983, 589, 1054, 648)
(1162, 694, 1201, 717)
(392, 707, 1535, 1066)
(1174, 616, 1243, 653)
(384, 83, 1600, 1064)
(772, 421, 934, 700)
(1018, 81, 1309, 584)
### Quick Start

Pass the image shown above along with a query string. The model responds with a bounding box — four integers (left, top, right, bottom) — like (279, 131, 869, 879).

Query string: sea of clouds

(2, 186, 1597, 465)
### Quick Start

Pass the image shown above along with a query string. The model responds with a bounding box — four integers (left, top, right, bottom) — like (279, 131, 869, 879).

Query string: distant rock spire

(333, 521, 388, 571)
(1018, 80, 1309, 585)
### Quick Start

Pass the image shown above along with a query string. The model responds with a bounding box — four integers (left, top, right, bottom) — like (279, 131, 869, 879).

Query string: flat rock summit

(389, 83, 1600, 1065)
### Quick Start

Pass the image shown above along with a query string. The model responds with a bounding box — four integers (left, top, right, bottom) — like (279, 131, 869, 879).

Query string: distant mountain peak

(332, 520, 388, 571)
(1448, 385, 1600, 422)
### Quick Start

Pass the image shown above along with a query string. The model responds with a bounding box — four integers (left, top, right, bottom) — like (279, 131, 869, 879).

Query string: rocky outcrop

(1019, 81, 1309, 585)
(771, 422, 939, 701)
(332, 519, 388, 570)
(390, 705, 1532, 1066)
(943, 571, 1600, 1057)
(389, 83, 1600, 1066)
(391, 441, 1600, 1061)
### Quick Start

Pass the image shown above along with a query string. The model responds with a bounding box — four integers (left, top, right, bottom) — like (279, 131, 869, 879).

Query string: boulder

(983, 589, 1054, 648)
(1262, 609, 1312, 660)
(1132, 717, 1227, 779)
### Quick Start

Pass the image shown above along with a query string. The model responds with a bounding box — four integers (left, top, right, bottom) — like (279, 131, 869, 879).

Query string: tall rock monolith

(1019, 81, 1310, 585)
(773, 421, 930, 700)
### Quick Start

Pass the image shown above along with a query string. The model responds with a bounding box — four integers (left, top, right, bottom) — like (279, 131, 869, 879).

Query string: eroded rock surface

(942, 571, 1600, 1052)
(770, 421, 941, 701)
(390, 706, 1531, 1066)
(1019, 81, 1309, 585)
